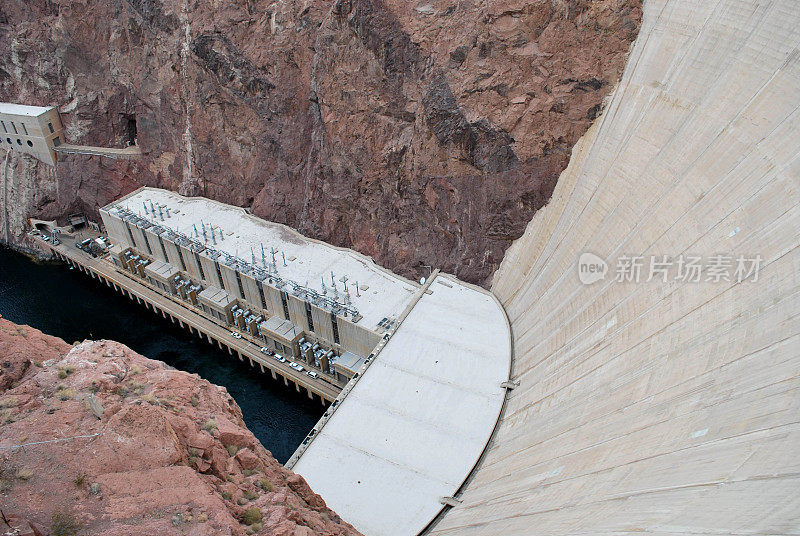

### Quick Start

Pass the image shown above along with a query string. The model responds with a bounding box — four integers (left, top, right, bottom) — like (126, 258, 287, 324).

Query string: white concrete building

(100, 188, 422, 372)
(0, 103, 63, 166)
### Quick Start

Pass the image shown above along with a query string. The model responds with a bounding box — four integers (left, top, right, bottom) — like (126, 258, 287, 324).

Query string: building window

(157, 235, 168, 260)
(280, 291, 290, 320)
(305, 302, 315, 332)
(26, 140, 33, 147)
(48, 122, 54, 134)
(5, 138, 10, 145)
(177, 247, 187, 271)
(52, 137, 61, 147)
(142, 232, 153, 255)
(214, 261, 224, 289)
(235, 271, 245, 299)
(257, 283, 267, 309)
(124, 222, 136, 248)
(195, 252, 205, 280)
(16, 139, 21, 145)
(331, 312, 340, 344)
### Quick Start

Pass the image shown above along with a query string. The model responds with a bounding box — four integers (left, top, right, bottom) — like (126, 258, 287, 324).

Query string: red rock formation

(0, 315, 361, 536)
(0, 0, 640, 285)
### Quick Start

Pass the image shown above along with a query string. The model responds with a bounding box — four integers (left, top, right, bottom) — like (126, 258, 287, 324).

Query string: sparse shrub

(187, 447, 201, 457)
(57, 366, 75, 379)
(190, 393, 200, 407)
(197, 512, 208, 523)
(244, 489, 259, 501)
(16, 468, 33, 481)
(247, 522, 263, 533)
(57, 387, 77, 401)
(225, 444, 239, 457)
(130, 365, 142, 375)
(257, 479, 273, 492)
(202, 419, 217, 432)
(241, 507, 262, 526)
(237, 497, 248, 506)
(89, 482, 101, 495)
(141, 394, 159, 405)
(73, 473, 87, 487)
(0, 408, 15, 424)
(51, 510, 81, 536)
(242, 468, 258, 477)
(220, 490, 232, 501)
(0, 396, 18, 408)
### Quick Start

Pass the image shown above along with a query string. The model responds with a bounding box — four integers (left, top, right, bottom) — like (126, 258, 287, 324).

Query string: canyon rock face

(0, 0, 640, 285)
(0, 315, 362, 536)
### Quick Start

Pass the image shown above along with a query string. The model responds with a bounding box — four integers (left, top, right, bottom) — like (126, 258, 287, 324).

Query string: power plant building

(100, 187, 419, 382)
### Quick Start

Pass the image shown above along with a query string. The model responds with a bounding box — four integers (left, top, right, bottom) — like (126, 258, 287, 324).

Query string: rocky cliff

(0, 0, 640, 285)
(0, 315, 362, 536)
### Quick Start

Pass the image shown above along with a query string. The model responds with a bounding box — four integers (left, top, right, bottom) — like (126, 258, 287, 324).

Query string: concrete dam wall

(432, 0, 800, 534)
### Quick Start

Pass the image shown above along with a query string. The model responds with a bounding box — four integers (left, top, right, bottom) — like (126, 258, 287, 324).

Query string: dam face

(433, 0, 800, 534)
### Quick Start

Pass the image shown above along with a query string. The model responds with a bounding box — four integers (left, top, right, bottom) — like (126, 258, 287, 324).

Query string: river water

(0, 246, 321, 463)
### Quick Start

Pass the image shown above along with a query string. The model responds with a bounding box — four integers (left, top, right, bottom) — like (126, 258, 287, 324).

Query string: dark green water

(0, 246, 321, 463)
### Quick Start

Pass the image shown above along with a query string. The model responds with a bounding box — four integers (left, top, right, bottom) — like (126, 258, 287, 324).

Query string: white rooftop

(0, 102, 53, 117)
(291, 274, 512, 536)
(109, 188, 419, 329)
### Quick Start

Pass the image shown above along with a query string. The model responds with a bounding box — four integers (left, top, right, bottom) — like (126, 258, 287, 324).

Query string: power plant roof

(106, 188, 419, 330)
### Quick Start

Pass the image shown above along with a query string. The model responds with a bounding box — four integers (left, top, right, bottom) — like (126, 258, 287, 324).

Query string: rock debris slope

(0, 316, 362, 536)
(431, 0, 800, 534)
(0, 0, 640, 285)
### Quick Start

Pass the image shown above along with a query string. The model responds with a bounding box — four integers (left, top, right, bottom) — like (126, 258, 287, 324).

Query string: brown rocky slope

(0, 0, 640, 285)
(0, 315, 362, 536)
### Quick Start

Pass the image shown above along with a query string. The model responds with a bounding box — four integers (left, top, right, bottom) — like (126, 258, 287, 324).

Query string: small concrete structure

(144, 260, 180, 293)
(198, 287, 236, 324)
(0, 103, 64, 166)
(259, 316, 301, 355)
(290, 274, 512, 536)
(331, 351, 366, 383)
